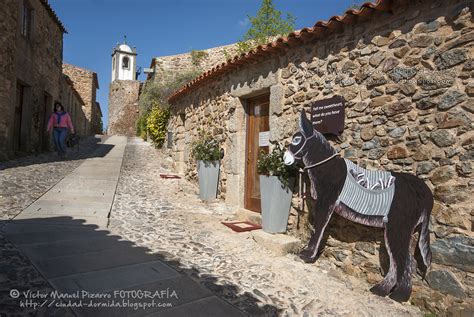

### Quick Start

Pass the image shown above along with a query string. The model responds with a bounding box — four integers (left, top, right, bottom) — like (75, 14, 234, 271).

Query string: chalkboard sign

(310, 95, 345, 135)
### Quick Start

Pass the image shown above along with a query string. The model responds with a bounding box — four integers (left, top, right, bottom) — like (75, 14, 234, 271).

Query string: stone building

(94, 102, 103, 133)
(0, 0, 66, 160)
(62, 63, 101, 135)
(148, 42, 239, 85)
(108, 43, 140, 136)
(59, 75, 87, 136)
(167, 0, 473, 313)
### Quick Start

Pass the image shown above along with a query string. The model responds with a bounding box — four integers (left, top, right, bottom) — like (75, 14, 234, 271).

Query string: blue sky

(49, 0, 362, 129)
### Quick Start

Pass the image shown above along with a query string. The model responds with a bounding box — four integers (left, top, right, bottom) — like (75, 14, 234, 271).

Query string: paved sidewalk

(0, 136, 244, 316)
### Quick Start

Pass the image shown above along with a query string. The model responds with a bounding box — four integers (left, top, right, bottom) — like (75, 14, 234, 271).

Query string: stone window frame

(122, 56, 130, 70)
(21, 0, 33, 40)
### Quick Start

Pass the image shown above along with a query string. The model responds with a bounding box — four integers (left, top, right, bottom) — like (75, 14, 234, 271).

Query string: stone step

(18, 236, 133, 260)
(49, 260, 180, 293)
(20, 199, 111, 218)
(154, 296, 244, 317)
(251, 229, 302, 256)
(234, 208, 262, 225)
(6, 215, 109, 228)
(1, 223, 110, 245)
(69, 276, 217, 317)
(32, 246, 163, 279)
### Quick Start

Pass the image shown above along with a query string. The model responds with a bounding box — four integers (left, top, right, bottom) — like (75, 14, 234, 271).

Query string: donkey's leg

(300, 206, 334, 263)
(387, 223, 415, 302)
(370, 228, 397, 297)
(415, 211, 432, 279)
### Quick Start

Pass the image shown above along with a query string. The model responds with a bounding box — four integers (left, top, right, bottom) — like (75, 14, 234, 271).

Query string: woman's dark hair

(54, 102, 65, 112)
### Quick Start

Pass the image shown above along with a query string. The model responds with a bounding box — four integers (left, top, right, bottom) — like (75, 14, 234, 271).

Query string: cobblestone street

(0, 137, 422, 316)
(108, 138, 422, 316)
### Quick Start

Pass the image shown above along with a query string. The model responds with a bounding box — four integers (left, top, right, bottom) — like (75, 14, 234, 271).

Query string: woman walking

(47, 102, 75, 158)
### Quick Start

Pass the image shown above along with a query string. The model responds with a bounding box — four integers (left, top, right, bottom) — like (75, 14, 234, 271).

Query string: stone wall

(62, 63, 100, 136)
(168, 0, 473, 313)
(59, 75, 88, 136)
(107, 80, 140, 136)
(0, 1, 18, 160)
(0, 0, 64, 160)
(151, 43, 239, 84)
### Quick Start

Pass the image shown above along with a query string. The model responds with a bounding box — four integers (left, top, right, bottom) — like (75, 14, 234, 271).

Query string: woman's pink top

(47, 112, 74, 131)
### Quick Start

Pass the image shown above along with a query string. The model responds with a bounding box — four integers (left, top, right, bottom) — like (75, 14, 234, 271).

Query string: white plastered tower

(111, 41, 137, 82)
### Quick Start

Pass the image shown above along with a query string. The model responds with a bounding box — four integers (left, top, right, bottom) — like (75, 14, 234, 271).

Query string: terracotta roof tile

(168, 0, 396, 103)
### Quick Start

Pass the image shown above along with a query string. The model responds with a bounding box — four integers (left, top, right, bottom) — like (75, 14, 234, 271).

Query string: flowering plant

(257, 141, 297, 186)
(190, 134, 221, 162)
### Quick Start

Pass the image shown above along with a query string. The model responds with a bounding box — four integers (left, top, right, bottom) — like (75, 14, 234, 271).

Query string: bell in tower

(111, 36, 137, 82)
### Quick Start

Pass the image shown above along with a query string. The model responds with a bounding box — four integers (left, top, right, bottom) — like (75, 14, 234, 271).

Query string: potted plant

(190, 134, 222, 201)
(257, 142, 297, 233)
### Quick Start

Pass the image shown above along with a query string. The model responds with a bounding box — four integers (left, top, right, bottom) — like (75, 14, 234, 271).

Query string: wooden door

(245, 94, 270, 212)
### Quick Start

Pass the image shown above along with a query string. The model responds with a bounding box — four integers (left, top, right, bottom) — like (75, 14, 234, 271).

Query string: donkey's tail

(417, 209, 432, 279)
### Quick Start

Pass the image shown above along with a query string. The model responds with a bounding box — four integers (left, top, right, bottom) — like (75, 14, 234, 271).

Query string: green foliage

(257, 141, 297, 186)
(237, 0, 295, 54)
(190, 50, 209, 66)
(138, 69, 201, 116)
(146, 106, 170, 148)
(223, 48, 232, 61)
(136, 113, 148, 140)
(190, 132, 222, 162)
(137, 69, 201, 142)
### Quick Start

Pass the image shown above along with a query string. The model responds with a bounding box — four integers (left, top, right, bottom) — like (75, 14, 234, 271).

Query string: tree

(237, 0, 296, 54)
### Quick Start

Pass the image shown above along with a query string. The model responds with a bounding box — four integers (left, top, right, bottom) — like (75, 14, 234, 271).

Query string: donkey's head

(283, 110, 335, 167)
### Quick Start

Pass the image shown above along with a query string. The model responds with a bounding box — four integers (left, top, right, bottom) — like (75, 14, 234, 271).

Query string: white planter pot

(260, 175, 294, 233)
(197, 160, 220, 201)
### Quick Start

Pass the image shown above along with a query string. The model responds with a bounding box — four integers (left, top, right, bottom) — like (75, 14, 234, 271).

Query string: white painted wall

(118, 53, 134, 80)
(112, 51, 135, 82)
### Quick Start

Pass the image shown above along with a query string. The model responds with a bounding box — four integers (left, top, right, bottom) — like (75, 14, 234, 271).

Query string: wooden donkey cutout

(283, 110, 433, 302)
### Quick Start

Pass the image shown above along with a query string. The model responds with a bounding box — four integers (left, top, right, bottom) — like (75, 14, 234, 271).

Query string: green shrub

(146, 106, 170, 148)
(190, 133, 221, 162)
(257, 141, 297, 186)
(136, 114, 148, 140)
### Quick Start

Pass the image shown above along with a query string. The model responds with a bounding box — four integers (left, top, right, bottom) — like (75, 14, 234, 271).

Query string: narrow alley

(0, 137, 421, 316)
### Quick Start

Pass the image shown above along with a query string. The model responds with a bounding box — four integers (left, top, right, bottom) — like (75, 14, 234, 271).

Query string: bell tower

(108, 36, 140, 135)
(111, 36, 137, 82)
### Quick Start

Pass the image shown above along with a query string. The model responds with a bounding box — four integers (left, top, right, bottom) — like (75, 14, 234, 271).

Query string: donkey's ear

(299, 110, 313, 137)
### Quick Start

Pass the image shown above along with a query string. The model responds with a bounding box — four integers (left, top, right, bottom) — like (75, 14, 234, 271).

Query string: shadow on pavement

(0, 136, 114, 171)
(0, 216, 281, 316)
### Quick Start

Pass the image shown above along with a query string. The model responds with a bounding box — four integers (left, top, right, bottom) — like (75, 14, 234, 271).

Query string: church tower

(108, 38, 140, 136)
(111, 39, 137, 81)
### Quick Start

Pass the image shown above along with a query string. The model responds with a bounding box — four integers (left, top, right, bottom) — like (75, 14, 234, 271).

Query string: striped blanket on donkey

(338, 159, 395, 222)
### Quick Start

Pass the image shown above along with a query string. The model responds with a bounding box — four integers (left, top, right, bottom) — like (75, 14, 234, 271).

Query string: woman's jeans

(53, 128, 68, 156)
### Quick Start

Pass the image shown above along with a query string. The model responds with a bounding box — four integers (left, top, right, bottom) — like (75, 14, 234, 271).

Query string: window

(21, 1, 33, 39)
(122, 57, 130, 70)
